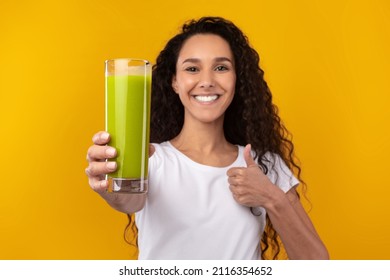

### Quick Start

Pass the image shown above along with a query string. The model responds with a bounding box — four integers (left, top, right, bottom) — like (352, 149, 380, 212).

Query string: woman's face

(172, 34, 236, 125)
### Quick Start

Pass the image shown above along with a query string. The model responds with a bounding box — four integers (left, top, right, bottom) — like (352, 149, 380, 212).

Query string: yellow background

(1, 0, 389, 259)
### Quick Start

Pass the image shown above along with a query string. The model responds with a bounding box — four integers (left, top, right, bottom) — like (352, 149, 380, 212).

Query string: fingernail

(107, 161, 117, 170)
(101, 132, 109, 141)
(106, 147, 116, 157)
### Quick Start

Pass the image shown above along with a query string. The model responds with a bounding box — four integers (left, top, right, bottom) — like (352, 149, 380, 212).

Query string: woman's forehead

(177, 34, 234, 62)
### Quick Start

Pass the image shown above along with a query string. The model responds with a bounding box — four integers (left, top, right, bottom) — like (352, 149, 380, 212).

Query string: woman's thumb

(244, 144, 257, 167)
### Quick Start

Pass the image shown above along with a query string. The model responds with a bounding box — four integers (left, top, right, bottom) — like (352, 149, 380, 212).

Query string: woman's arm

(227, 144, 329, 259)
(265, 186, 329, 259)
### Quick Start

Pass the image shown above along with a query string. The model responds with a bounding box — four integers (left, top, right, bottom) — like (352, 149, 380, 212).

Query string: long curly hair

(125, 16, 304, 260)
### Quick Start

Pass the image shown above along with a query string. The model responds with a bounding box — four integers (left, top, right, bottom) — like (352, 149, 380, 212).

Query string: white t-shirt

(135, 141, 299, 260)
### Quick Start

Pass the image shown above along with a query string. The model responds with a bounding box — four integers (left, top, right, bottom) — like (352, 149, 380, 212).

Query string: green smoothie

(105, 74, 151, 191)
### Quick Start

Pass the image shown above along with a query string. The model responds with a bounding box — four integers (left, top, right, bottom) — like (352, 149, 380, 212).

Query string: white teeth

(194, 95, 218, 102)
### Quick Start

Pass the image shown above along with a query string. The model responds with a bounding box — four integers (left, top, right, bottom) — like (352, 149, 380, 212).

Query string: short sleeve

(148, 143, 162, 176)
(262, 152, 299, 193)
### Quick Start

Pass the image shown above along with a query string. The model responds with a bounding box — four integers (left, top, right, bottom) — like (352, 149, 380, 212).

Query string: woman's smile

(193, 94, 220, 103)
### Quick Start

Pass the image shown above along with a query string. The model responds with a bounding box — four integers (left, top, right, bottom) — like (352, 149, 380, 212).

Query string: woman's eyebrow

(182, 58, 201, 64)
(182, 57, 233, 64)
(214, 57, 233, 63)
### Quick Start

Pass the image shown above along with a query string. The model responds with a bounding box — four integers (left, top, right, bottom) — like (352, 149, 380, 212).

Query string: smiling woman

(172, 34, 236, 124)
(1, 0, 389, 262)
(85, 16, 329, 260)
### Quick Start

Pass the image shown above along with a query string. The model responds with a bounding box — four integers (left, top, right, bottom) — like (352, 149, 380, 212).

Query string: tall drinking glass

(105, 58, 151, 193)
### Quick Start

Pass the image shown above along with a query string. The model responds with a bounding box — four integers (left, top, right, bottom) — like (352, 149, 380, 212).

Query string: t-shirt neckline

(165, 141, 243, 170)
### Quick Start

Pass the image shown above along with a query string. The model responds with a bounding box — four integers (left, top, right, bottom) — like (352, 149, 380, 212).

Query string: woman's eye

(215, 65, 228, 71)
(185, 66, 198, 72)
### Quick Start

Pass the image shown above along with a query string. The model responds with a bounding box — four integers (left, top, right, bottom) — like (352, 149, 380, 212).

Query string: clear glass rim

(105, 58, 150, 65)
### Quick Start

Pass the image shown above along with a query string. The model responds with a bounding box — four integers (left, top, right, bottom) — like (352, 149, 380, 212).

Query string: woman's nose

(198, 70, 215, 88)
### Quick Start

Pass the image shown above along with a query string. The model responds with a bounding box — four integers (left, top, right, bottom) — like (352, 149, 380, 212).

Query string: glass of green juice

(105, 58, 151, 193)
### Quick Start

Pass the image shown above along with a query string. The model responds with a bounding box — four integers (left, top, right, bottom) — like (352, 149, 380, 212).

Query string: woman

(85, 16, 329, 260)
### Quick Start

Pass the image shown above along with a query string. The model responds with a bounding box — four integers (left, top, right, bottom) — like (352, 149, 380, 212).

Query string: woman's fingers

(87, 132, 116, 162)
(92, 131, 110, 145)
(85, 161, 117, 178)
(226, 167, 245, 177)
(86, 145, 117, 162)
(86, 131, 118, 193)
(88, 176, 108, 193)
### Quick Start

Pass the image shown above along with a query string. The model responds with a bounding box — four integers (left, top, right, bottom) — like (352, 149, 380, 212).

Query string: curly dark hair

(125, 16, 303, 260)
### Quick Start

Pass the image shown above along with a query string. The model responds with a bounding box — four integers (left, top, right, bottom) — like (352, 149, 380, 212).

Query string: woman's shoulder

(258, 151, 289, 175)
(151, 141, 173, 153)
(259, 151, 299, 191)
(150, 141, 179, 161)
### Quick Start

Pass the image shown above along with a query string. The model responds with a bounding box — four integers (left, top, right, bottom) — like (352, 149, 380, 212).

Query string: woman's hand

(85, 131, 117, 194)
(227, 144, 283, 209)
(85, 131, 155, 213)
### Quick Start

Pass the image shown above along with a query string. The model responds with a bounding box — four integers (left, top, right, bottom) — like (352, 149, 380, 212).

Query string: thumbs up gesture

(227, 144, 280, 208)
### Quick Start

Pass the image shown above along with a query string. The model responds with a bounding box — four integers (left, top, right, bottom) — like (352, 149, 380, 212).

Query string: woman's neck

(169, 117, 238, 167)
(171, 118, 227, 153)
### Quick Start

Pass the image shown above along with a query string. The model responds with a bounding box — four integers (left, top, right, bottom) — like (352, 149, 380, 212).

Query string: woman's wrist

(263, 185, 287, 214)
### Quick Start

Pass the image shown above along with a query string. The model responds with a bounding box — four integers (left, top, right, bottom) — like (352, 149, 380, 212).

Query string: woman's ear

(172, 76, 179, 94)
